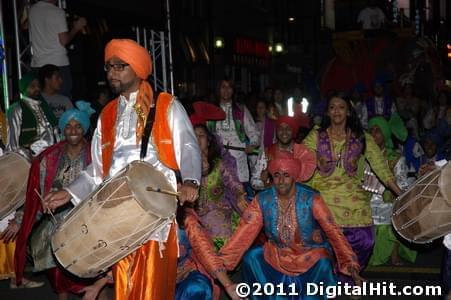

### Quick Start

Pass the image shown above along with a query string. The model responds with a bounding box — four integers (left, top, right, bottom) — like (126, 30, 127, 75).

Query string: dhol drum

(0, 152, 30, 220)
(392, 161, 451, 243)
(51, 160, 178, 278)
(362, 162, 386, 195)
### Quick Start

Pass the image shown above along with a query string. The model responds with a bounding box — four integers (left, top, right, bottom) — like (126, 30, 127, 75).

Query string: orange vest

(99, 92, 178, 177)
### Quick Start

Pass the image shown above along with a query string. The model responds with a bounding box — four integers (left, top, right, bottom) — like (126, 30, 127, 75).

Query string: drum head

(127, 161, 177, 219)
(393, 162, 451, 243)
(51, 160, 177, 277)
(0, 153, 30, 219)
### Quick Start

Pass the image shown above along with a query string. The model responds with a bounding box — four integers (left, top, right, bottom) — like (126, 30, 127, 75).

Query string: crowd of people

(0, 1, 450, 300)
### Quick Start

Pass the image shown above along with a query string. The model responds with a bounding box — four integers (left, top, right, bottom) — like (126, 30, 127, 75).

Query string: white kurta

(250, 150, 268, 190)
(66, 91, 201, 242)
(215, 102, 260, 182)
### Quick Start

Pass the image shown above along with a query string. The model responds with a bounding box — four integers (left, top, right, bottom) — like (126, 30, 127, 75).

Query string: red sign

(234, 38, 271, 59)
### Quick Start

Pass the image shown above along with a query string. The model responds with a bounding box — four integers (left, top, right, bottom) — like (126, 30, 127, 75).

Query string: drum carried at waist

(392, 161, 451, 243)
(51, 160, 178, 278)
(0, 152, 30, 220)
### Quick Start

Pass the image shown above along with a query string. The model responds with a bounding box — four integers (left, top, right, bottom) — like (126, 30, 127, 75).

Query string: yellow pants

(0, 241, 15, 280)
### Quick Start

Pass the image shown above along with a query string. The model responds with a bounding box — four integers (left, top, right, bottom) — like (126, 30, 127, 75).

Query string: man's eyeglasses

(104, 63, 130, 72)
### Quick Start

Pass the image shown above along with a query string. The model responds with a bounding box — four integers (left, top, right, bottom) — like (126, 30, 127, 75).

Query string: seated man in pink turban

(219, 151, 363, 299)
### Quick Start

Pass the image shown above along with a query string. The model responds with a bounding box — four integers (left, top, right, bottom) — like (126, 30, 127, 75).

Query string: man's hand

(244, 145, 258, 154)
(178, 181, 199, 206)
(0, 220, 20, 243)
(418, 163, 436, 177)
(80, 285, 102, 300)
(44, 190, 71, 212)
(348, 266, 365, 286)
(225, 284, 242, 300)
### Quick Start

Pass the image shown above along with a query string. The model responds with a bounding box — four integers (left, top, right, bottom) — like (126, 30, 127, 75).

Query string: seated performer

(12, 101, 108, 299)
(251, 115, 315, 190)
(175, 102, 246, 299)
(6, 72, 59, 158)
(0, 106, 43, 289)
(219, 151, 362, 299)
(176, 209, 240, 300)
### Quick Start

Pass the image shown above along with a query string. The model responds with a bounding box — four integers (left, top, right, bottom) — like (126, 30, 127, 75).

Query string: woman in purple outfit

(303, 91, 402, 284)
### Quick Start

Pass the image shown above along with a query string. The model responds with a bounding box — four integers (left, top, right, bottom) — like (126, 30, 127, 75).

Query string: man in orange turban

(45, 39, 202, 300)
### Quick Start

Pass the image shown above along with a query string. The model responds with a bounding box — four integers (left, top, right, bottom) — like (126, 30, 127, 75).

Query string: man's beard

(109, 83, 121, 94)
(109, 80, 136, 95)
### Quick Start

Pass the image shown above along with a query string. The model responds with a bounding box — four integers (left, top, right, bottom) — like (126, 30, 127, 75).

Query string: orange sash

(99, 92, 178, 299)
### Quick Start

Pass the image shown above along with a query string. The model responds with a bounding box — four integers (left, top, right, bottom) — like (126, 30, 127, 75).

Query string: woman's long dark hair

(320, 90, 366, 153)
(213, 78, 235, 106)
(194, 124, 222, 175)
(177, 124, 222, 229)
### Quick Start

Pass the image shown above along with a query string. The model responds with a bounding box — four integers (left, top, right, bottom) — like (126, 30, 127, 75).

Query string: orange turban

(104, 39, 154, 142)
(276, 116, 300, 137)
(104, 39, 152, 79)
(267, 151, 301, 180)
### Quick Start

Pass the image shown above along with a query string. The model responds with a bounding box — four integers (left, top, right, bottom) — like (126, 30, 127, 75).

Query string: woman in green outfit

(303, 91, 402, 284)
(367, 115, 417, 266)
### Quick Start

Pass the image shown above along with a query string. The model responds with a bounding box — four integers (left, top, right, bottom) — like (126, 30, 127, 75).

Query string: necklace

(327, 128, 348, 168)
(277, 194, 296, 245)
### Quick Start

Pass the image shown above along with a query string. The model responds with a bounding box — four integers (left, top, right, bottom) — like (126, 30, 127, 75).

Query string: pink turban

(104, 39, 152, 79)
(267, 151, 301, 180)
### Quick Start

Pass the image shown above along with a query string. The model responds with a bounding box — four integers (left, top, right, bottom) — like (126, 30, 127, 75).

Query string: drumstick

(146, 186, 180, 197)
(34, 189, 57, 224)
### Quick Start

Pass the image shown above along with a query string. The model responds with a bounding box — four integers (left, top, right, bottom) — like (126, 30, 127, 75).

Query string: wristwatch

(183, 179, 200, 188)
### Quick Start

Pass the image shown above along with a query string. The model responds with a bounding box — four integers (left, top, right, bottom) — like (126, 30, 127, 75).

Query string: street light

(275, 43, 284, 53)
(214, 37, 224, 49)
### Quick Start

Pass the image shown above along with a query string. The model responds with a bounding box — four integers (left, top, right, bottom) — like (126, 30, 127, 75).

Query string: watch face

(186, 180, 198, 187)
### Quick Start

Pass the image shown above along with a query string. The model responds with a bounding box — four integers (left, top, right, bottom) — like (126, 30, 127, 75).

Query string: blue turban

(352, 82, 367, 94)
(59, 100, 95, 134)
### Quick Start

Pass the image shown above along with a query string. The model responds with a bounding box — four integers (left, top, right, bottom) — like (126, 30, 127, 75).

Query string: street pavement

(0, 242, 445, 299)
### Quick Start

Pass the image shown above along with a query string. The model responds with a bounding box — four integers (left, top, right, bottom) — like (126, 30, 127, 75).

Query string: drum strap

(140, 93, 159, 160)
